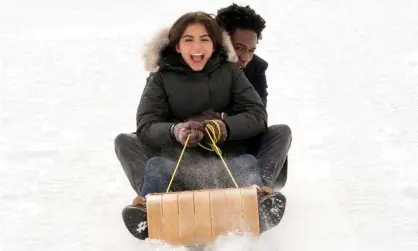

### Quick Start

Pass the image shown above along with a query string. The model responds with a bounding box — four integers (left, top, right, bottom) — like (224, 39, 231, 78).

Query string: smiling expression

(176, 23, 214, 71)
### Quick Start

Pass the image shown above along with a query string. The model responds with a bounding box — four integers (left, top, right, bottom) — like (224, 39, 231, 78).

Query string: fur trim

(221, 31, 239, 63)
(142, 27, 171, 72)
(142, 28, 238, 72)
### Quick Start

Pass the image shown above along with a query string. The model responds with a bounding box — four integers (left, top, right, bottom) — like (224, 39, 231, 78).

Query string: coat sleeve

(223, 65, 268, 141)
(254, 62, 268, 108)
(244, 55, 269, 108)
(136, 73, 176, 147)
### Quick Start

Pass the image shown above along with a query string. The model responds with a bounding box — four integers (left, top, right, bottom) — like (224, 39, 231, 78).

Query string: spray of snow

(1, 1, 418, 251)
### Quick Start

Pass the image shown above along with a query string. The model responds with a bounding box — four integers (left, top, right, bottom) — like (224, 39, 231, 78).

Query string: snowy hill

(1, 1, 417, 250)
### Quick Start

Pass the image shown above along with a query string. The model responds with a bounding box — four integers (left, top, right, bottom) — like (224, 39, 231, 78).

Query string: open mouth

(190, 53, 204, 63)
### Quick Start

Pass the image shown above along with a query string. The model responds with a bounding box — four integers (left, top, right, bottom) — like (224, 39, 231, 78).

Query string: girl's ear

(176, 44, 180, 53)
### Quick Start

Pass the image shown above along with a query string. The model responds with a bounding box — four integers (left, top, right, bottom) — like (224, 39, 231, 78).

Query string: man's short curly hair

(216, 3, 266, 40)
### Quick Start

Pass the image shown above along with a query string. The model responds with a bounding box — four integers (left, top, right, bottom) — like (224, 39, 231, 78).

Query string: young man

(216, 3, 270, 107)
(215, 3, 292, 189)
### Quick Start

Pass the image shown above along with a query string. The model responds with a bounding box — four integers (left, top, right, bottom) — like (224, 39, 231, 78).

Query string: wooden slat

(178, 192, 195, 244)
(146, 194, 164, 240)
(240, 187, 260, 235)
(162, 193, 180, 245)
(225, 188, 243, 233)
(210, 189, 227, 238)
(193, 191, 212, 245)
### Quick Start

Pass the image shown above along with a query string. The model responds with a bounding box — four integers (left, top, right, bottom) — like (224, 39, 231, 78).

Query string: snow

(1, 0, 418, 250)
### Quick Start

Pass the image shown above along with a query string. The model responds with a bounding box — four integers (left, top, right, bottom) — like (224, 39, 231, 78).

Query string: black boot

(257, 187, 287, 233)
(122, 196, 149, 240)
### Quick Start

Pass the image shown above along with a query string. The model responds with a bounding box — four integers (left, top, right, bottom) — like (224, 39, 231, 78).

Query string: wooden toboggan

(145, 121, 260, 246)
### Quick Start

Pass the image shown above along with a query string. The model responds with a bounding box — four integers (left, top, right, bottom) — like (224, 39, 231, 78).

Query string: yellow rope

(203, 122, 239, 188)
(165, 120, 239, 192)
(165, 134, 190, 193)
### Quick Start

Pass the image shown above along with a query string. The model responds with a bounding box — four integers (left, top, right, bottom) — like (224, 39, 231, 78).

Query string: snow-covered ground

(1, 0, 418, 250)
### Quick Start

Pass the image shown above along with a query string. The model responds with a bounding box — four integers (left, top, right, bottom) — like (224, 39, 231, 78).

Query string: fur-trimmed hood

(142, 27, 238, 72)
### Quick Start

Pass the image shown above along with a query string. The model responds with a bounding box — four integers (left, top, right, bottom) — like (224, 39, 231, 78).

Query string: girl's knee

(146, 156, 165, 166)
(145, 157, 162, 172)
(145, 157, 174, 177)
(234, 154, 259, 171)
(240, 154, 258, 164)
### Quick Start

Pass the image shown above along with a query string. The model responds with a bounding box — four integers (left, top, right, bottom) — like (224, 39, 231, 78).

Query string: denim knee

(144, 157, 174, 178)
(232, 154, 259, 172)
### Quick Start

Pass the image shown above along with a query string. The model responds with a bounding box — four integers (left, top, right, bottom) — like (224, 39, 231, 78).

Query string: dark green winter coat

(136, 28, 268, 152)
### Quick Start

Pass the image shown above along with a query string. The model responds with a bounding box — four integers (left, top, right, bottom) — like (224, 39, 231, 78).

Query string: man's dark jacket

(243, 54, 269, 107)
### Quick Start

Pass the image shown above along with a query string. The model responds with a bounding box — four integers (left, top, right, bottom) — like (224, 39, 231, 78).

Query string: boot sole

(122, 205, 148, 240)
(258, 192, 286, 233)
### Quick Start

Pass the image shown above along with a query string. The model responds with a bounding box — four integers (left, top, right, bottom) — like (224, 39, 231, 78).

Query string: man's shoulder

(248, 54, 268, 71)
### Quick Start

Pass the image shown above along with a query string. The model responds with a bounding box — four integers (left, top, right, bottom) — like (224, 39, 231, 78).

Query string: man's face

(231, 28, 258, 69)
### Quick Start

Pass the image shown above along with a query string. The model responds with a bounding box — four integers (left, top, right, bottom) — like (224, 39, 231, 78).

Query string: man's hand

(185, 109, 222, 123)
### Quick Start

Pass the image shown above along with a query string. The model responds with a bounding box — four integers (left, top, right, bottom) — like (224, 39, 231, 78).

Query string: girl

(122, 11, 286, 240)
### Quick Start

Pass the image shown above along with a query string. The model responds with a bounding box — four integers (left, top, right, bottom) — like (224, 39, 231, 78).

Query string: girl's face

(176, 23, 214, 71)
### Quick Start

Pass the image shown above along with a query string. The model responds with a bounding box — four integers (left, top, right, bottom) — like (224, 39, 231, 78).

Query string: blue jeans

(140, 154, 264, 197)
